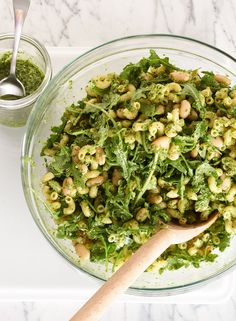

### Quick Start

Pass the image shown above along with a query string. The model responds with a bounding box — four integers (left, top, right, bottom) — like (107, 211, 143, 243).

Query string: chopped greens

(182, 83, 206, 118)
(40, 50, 236, 273)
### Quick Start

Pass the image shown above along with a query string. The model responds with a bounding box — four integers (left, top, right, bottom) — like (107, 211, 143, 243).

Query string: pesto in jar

(0, 52, 44, 96)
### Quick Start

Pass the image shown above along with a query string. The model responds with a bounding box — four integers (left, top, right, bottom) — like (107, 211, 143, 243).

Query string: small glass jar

(0, 33, 52, 127)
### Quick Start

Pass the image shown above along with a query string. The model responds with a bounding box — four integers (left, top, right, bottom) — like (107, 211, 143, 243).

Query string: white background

(1, 0, 236, 320)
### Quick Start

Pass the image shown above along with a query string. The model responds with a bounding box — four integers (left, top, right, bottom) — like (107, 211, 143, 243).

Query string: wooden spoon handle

(70, 228, 172, 321)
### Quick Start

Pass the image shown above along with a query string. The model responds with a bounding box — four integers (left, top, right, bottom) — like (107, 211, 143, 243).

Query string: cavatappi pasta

(41, 50, 236, 272)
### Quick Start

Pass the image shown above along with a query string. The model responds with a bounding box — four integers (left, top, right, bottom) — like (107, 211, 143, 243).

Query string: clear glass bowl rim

(0, 33, 52, 110)
(21, 34, 236, 295)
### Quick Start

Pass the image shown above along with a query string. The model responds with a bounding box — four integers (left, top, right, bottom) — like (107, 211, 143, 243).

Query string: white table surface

(1, 1, 236, 320)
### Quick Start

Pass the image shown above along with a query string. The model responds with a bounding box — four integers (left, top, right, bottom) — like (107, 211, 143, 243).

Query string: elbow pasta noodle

(42, 185, 51, 199)
(208, 176, 221, 194)
(201, 87, 212, 97)
(89, 185, 98, 198)
(50, 201, 61, 210)
(94, 75, 112, 90)
(80, 200, 93, 218)
(188, 246, 198, 256)
(50, 192, 58, 201)
(119, 84, 136, 102)
(63, 196, 76, 215)
(41, 172, 54, 183)
(97, 204, 105, 213)
(40, 50, 236, 270)
(166, 82, 182, 93)
(148, 121, 165, 138)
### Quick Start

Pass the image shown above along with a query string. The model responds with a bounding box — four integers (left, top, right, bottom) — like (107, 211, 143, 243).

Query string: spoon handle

(69, 228, 172, 321)
(10, 0, 31, 76)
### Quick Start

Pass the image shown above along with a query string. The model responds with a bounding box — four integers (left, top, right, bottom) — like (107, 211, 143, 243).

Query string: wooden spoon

(70, 212, 218, 321)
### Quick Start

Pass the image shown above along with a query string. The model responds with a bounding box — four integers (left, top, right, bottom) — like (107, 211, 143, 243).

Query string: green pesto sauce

(0, 52, 44, 96)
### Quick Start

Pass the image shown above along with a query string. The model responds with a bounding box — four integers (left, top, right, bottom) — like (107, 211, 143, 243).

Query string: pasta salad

(40, 50, 236, 272)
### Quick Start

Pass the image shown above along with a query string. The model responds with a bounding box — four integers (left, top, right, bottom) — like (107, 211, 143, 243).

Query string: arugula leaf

(209, 218, 231, 251)
(194, 162, 218, 180)
(120, 50, 179, 85)
(173, 135, 196, 153)
(165, 250, 218, 270)
(151, 74, 170, 83)
(134, 153, 159, 205)
(48, 146, 71, 176)
(87, 82, 109, 97)
(229, 107, 236, 117)
(41, 116, 67, 153)
(74, 134, 93, 147)
(150, 205, 171, 223)
(103, 181, 133, 222)
(200, 71, 221, 91)
(148, 49, 179, 70)
(112, 137, 130, 180)
(131, 87, 149, 101)
(120, 63, 142, 85)
(90, 242, 106, 263)
(67, 129, 92, 136)
(68, 163, 86, 188)
(66, 101, 85, 114)
(140, 101, 156, 117)
(165, 158, 188, 175)
(178, 173, 186, 199)
(195, 192, 210, 212)
(103, 92, 120, 108)
(181, 155, 194, 176)
(222, 157, 236, 176)
(56, 221, 79, 239)
(182, 83, 206, 118)
(193, 120, 208, 141)
(81, 102, 109, 114)
(192, 162, 218, 192)
(173, 121, 207, 159)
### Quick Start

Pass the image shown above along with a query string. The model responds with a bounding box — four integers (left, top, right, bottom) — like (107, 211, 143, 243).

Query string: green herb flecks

(0, 51, 44, 96)
(39, 50, 235, 274)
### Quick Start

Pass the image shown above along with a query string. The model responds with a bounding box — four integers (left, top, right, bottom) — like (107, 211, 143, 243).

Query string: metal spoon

(70, 212, 218, 321)
(0, 0, 30, 99)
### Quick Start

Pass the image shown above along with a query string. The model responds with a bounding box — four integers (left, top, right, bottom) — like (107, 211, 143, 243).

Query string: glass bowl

(21, 35, 236, 296)
(0, 33, 52, 127)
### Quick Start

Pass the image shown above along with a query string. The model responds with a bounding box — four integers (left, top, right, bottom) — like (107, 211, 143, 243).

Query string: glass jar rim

(0, 33, 52, 110)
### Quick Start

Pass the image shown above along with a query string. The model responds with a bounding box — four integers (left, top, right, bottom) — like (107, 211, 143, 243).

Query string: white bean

(151, 136, 171, 149)
(75, 244, 90, 260)
(147, 194, 163, 204)
(170, 71, 190, 82)
(190, 148, 198, 158)
(156, 105, 165, 115)
(214, 74, 231, 86)
(86, 175, 105, 187)
(89, 185, 98, 198)
(136, 208, 149, 222)
(166, 189, 179, 198)
(179, 100, 191, 119)
(112, 168, 121, 186)
(212, 136, 224, 150)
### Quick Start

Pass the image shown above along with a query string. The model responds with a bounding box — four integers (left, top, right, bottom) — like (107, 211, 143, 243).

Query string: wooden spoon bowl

(70, 212, 218, 321)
